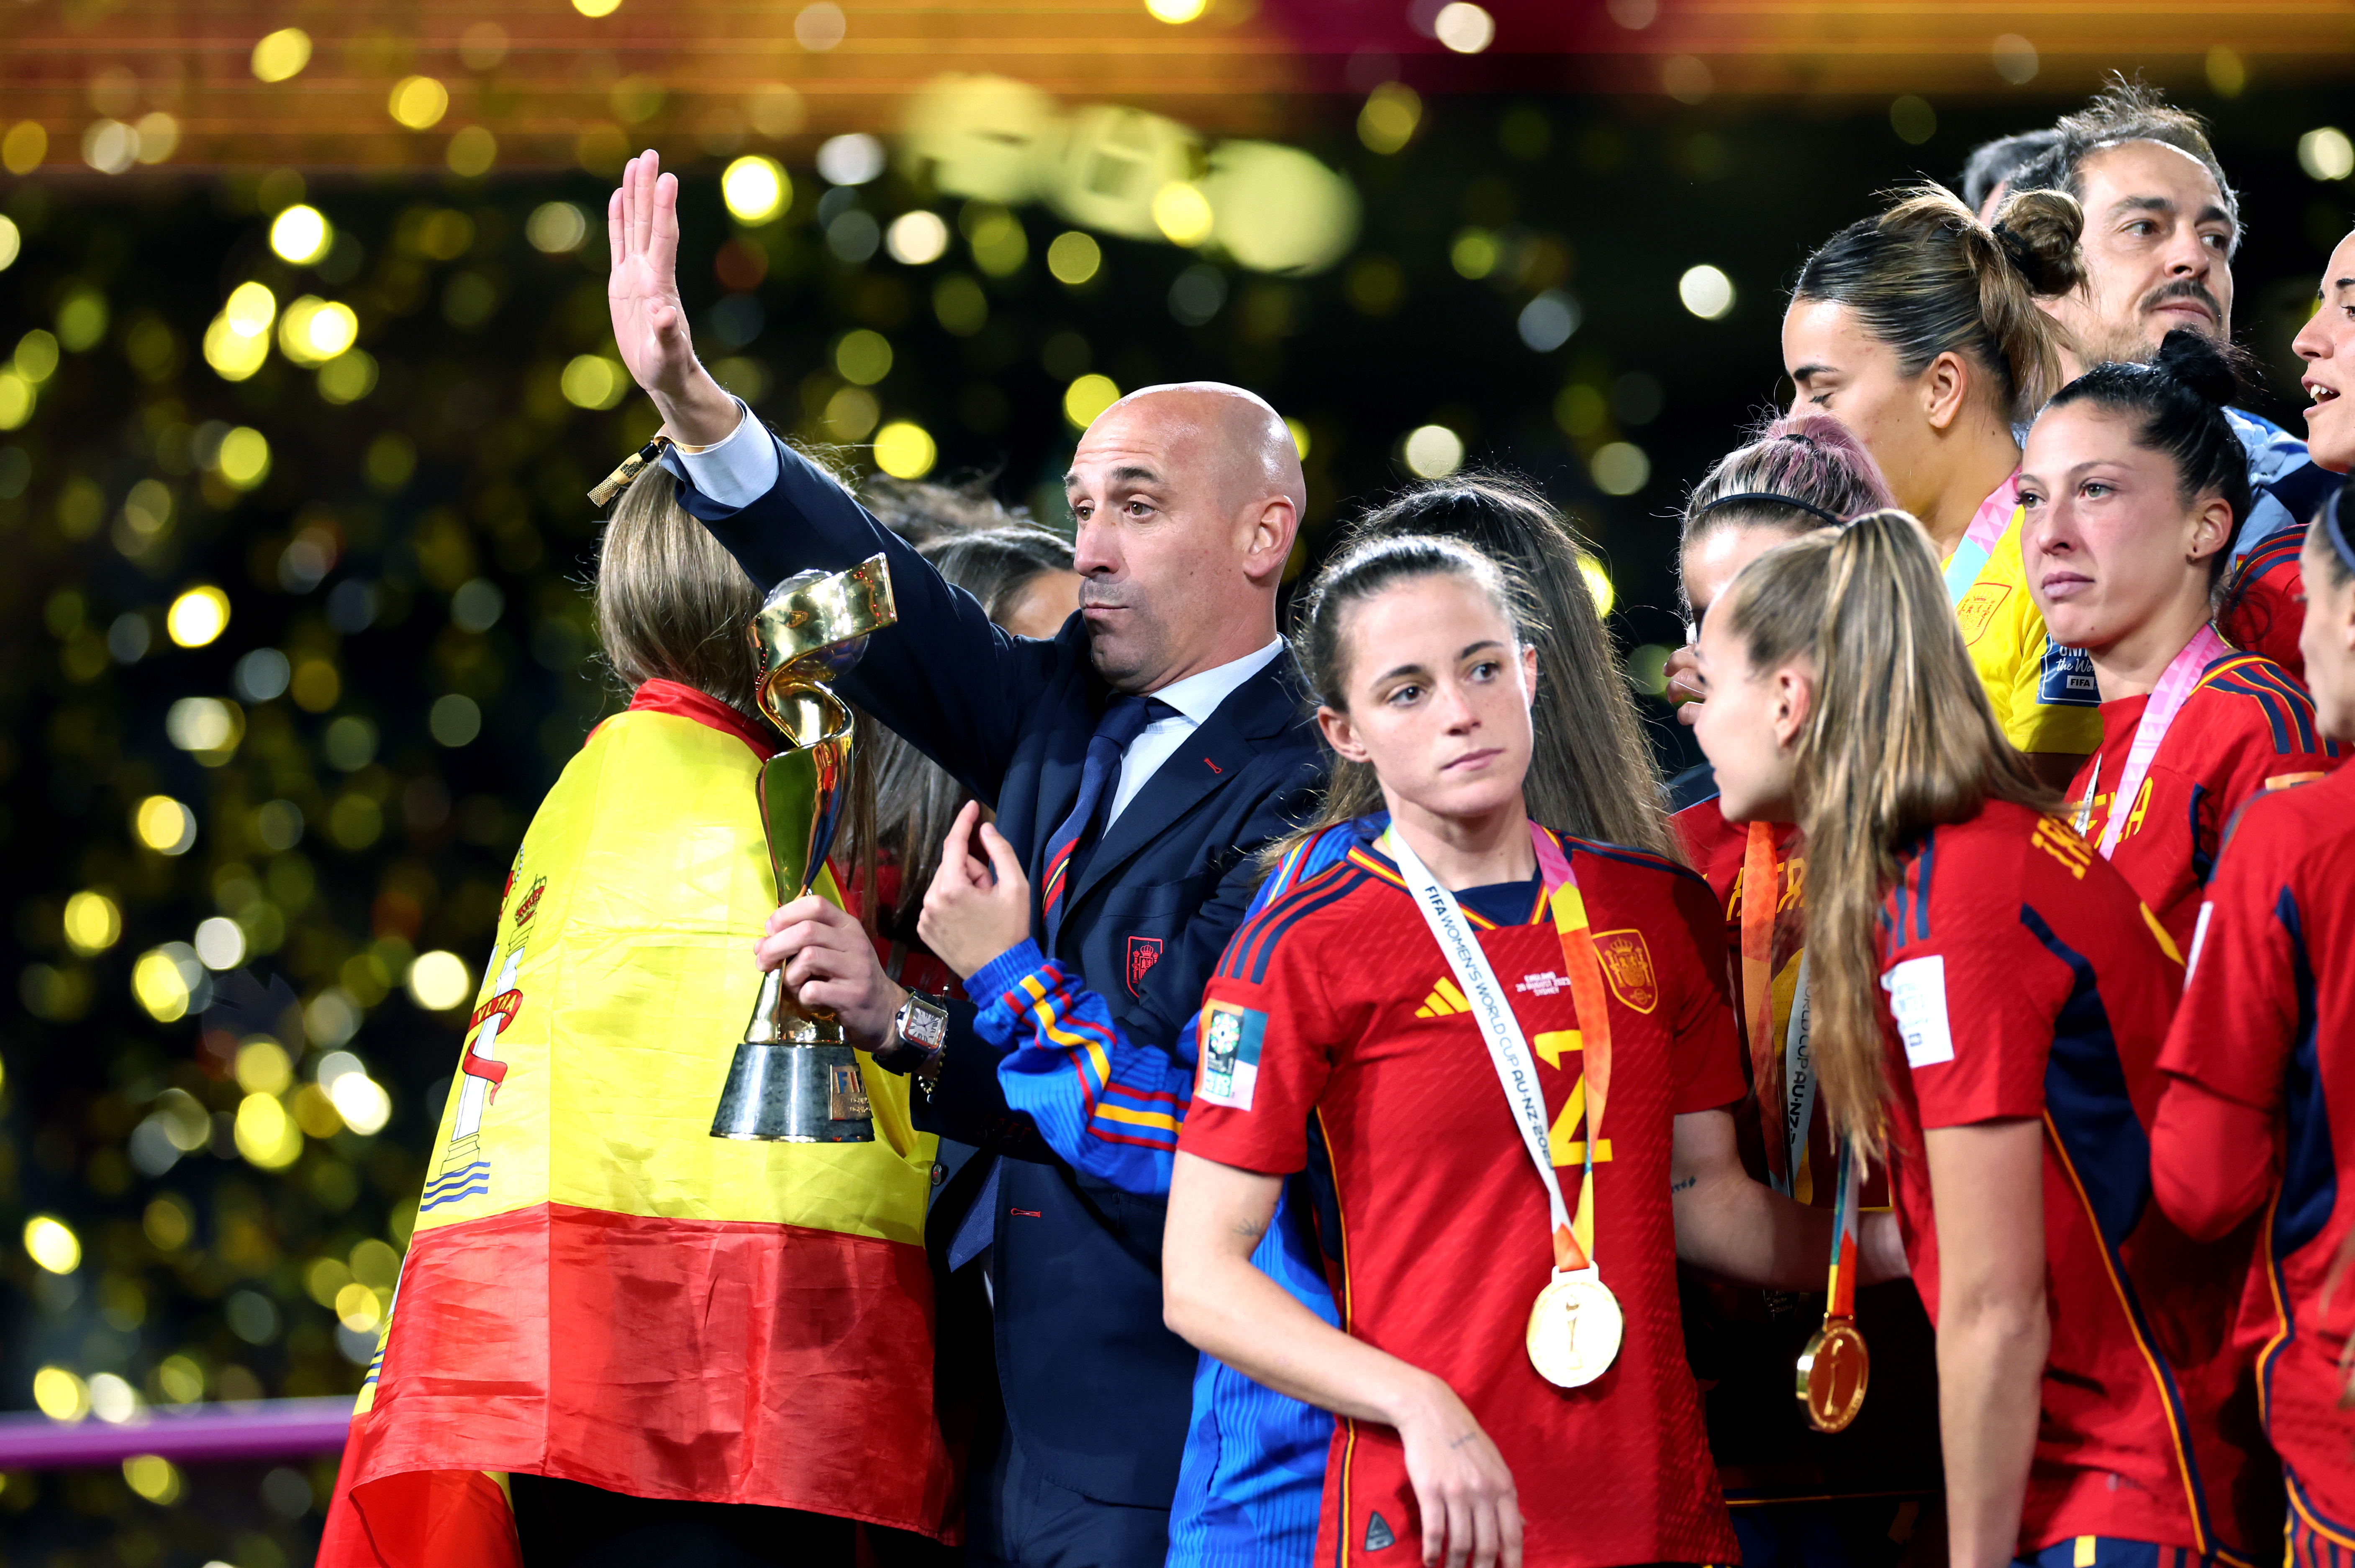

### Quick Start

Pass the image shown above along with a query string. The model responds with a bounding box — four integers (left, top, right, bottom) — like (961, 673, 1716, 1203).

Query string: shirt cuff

(968, 939, 1051, 1013)
(670, 396, 779, 509)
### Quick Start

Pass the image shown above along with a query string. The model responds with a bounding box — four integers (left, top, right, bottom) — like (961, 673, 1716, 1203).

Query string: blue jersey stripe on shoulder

(1556, 833, 1711, 893)
(1221, 863, 1367, 984)
(2207, 671, 2305, 753)
(2232, 662, 2326, 752)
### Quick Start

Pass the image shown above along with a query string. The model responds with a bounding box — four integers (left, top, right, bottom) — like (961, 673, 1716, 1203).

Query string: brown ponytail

(1713, 510, 2060, 1151)
(1796, 183, 2085, 424)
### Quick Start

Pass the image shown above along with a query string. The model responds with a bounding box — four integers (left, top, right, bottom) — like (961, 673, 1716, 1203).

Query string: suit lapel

(1059, 656, 1308, 922)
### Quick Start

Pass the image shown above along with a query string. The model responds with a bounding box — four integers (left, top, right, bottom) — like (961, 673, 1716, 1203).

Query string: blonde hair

(1794, 183, 2086, 423)
(1714, 510, 2060, 1150)
(593, 467, 763, 716)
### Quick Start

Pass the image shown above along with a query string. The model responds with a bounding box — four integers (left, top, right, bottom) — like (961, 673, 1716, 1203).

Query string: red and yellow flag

(321, 698, 952, 1561)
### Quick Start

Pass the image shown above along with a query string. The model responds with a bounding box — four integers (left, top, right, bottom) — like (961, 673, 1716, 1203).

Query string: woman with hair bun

(2150, 488, 2355, 1565)
(1787, 184, 2101, 782)
(1688, 508, 2227, 1568)
(2022, 328, 2344, 948)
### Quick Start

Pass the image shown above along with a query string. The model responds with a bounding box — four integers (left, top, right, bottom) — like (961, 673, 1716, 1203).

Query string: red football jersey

(1181, 829, 1747, 1568)
(1871, 800, 2217, 1557)
(2219, 527, 2307, 680)
(2157, 768, 2355, 1540)
(2067, 652, 2343, 951)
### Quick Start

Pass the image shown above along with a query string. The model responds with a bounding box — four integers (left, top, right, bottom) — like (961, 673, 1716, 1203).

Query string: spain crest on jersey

(1592, 930, 1658, 1013)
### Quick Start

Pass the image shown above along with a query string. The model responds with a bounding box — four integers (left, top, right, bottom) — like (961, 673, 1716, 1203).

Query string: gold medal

(1526, 1268, 1623, 1389)
(1795, 1316, 1870, 1432)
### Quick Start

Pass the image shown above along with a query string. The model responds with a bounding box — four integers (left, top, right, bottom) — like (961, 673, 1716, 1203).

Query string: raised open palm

(606, 150, 699, 400)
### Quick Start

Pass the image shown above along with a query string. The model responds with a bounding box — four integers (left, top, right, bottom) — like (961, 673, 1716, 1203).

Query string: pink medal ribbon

(2093, 624, 2230, 858)
(1942, 471, 2020, 605)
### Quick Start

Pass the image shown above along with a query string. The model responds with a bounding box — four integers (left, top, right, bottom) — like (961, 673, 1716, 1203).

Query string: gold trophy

(710, 553, 898, 1144)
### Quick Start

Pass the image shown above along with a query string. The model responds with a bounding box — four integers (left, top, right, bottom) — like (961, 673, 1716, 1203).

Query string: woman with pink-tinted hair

(1665, 416, 1944, 1568)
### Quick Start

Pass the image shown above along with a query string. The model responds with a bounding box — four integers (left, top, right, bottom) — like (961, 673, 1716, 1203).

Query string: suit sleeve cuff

(668, 397, 778, 509)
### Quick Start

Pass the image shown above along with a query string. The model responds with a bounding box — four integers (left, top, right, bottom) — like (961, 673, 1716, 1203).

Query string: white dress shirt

(1105, 640, 1285, 826)
(670, 397, 1288, 825)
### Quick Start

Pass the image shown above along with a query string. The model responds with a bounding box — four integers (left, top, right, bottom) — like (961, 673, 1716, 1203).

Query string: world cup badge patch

(1125, 935, 1165, 997)
(1592, 930, 1659, 1013)
(1198, 1000, 1267, 1111)
(2038, 638, 2101, 707)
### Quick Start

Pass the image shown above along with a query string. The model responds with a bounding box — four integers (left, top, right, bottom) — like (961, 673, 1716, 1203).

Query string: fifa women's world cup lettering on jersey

(1871, 799, 2259, 1563)
(2069, 651, 2345, 949)
(2157, 768, 2355, 1548)
(1179, 828, 1748, 1568)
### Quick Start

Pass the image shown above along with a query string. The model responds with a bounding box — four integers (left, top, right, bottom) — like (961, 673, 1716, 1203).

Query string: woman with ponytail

(2151, 489, 2355, 1563)
(2022, 328, 2343, 949)
(1663, 421, 1943, 1568)
(1787, 184, 2101, 782)
(1688, 510, 2225, 1568)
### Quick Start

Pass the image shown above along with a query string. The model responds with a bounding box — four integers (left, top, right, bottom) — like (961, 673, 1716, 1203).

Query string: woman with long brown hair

(1688, 509, 2229, 1568)
(1786, 184, 2099, 783)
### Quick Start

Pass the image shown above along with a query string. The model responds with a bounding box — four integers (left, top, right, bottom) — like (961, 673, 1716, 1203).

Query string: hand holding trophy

(711, 553, 898, 1144)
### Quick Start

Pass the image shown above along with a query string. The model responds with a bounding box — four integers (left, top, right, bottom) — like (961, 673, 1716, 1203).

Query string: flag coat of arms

(322, 694, 952, 1562)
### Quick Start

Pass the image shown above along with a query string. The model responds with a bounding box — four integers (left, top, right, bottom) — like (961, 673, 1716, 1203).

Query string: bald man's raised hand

(606, 150, 739, 446)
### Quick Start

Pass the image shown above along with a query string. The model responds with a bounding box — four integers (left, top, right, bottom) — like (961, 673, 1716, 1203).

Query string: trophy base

(711, 1040, 875, 1143)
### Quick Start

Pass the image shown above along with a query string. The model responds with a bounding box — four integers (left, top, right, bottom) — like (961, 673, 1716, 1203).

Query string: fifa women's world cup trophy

(710, 552, 898, 1144)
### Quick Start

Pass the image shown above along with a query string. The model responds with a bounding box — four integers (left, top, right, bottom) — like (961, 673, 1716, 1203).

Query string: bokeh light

(722, 156, 790, 224)
(1403, 424, 1465, 478)
(1591, 441, 1651, 495)
(873, 421, 938, 479)
(835, 329, 894, 386)
(63, 890, 122, 955)
(33, 1367, 89, 1422)
(562, 355, 631, 410)
(1359, 84, 1421, 155)
(389, 76, 452, 131)
(1580, 554, 1618, 618)
(528, 201, 590, 253)
(2299, 127, 2354, 182)
(1434, 3, 1496, 53)
(24, 1214, 82, 1273)
(1047, 231, 1103, 285)
(123, 1455, 183, 1504)
(1152, 183, 1215, 246)
(886, 211, 950, 265)
(167, 585, 231, 647)
(1063, 374, 1121, 429)
(133, 795, 198, 856)
(269, 204, 331, 263)
(1146, 0, 1207, 19)
(1678, 264, 1735, 320)
(250, 27, 312, 82)
(408, 951, 473, 1011)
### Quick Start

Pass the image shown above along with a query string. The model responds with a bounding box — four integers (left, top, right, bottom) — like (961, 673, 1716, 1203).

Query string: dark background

(1, 80, 2349, 1563)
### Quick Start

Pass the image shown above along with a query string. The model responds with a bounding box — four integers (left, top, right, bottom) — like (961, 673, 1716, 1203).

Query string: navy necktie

(946, 693, 1172, 1278)
(1038, 694, 1170, 950)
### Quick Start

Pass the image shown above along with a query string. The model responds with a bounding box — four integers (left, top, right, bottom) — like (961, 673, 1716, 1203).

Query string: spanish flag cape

(320, 681, 952, 1565)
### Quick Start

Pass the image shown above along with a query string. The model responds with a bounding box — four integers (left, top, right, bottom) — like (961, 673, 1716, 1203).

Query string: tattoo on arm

(1230, 1217, 1269, 1240)
(1670, 1175, 1697, 1193)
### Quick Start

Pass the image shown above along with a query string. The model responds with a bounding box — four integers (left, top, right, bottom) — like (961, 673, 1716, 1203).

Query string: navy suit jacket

(672, 433, 1326, 1508)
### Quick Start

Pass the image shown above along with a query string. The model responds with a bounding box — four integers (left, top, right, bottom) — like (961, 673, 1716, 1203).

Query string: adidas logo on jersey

(1415, 978, 1471, 1017)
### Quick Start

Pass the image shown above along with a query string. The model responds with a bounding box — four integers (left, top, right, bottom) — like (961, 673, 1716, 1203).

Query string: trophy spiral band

(711, 553, 899, 1145)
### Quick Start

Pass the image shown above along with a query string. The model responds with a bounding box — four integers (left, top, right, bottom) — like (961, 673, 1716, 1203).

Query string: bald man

(606, 152, 1324, 1567)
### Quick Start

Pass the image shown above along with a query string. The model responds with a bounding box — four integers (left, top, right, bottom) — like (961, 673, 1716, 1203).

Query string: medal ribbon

(1739, 822, 1787, 1190)
(1822, 1138, 1861, 1320)
(2094, 624, 2229, 858)
(1941, 471, 2019, 605)
(1384, 823, 1611, 1277)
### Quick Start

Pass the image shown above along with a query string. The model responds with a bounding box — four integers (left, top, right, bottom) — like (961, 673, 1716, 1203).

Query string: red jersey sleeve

(1664, 867, 1749, 1114)
(1880, 829, 2053, 1128)
(2158, 805, 2300, 1116)
(1178, 899, 1346, 1177)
